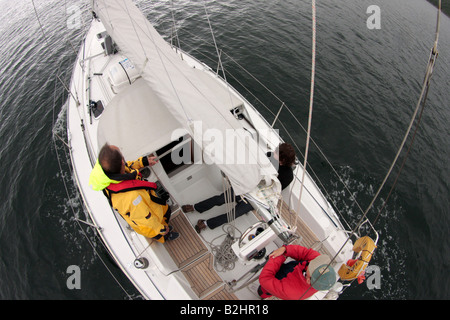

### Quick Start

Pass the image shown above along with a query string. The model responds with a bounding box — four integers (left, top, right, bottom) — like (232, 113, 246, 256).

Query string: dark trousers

(274, 261, 301, 279)
(194, 190, 253, 229)
(152, 206, 172, 241)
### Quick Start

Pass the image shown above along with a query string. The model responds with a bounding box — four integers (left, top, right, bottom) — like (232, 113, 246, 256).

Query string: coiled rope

(201, 224, 241, 272)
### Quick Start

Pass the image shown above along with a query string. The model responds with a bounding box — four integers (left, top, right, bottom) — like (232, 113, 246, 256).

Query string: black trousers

(194, 190, 254, 229)
(152, 206, 172, 241)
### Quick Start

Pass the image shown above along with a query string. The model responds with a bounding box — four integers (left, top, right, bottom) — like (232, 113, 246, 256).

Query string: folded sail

(93, 0, 275, 195)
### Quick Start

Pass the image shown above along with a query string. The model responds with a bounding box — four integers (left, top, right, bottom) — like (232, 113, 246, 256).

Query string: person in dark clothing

(269, 142, 296, 190)
(182, 143, 296, 233)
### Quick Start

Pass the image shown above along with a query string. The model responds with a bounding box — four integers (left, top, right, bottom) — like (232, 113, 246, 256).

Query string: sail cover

(97, 78, 182, 161)
(93, 0, 275, 195)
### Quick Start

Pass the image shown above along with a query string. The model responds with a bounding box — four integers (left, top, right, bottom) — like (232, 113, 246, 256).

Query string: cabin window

(155, 135, 193, 177)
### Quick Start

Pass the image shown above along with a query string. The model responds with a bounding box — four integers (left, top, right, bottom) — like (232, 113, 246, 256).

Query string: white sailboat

(64, 0, 377, 300)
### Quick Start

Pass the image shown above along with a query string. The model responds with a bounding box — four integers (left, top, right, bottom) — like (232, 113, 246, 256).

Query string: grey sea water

(0, 0, 448, 299)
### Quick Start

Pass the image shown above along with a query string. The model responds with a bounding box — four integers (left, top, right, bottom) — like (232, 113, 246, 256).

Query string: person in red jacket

(258, 245, 337, 300)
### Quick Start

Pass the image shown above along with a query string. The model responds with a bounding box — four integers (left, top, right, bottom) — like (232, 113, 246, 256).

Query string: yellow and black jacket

(89, 157, 169, 243)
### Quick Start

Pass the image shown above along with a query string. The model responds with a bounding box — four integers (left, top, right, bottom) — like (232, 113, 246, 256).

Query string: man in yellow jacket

(89, 143, 179, 242)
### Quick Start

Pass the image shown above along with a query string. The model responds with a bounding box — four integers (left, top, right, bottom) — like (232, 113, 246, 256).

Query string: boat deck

(162, 200, 327, 300)
(278, 200, 329, 255)
(164, 209, 209, 269)
(164, 211, 238, 300)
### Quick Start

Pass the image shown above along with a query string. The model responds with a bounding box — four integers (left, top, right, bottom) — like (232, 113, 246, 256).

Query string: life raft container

(338, 236, 377, 281)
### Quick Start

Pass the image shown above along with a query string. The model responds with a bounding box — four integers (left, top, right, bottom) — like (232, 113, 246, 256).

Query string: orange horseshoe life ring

(338, 236, 377, 281)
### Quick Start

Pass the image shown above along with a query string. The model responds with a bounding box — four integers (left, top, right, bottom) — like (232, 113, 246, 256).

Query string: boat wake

(328, 165, 408, 299)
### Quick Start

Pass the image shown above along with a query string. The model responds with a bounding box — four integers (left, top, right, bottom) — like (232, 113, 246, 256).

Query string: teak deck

(164, 211, 237, 299)
(163, 200, 327, 299)
(164, 209, 208, 269)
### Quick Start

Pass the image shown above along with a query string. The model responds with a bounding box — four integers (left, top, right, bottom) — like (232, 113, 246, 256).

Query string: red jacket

(259, 245, 320, 300)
